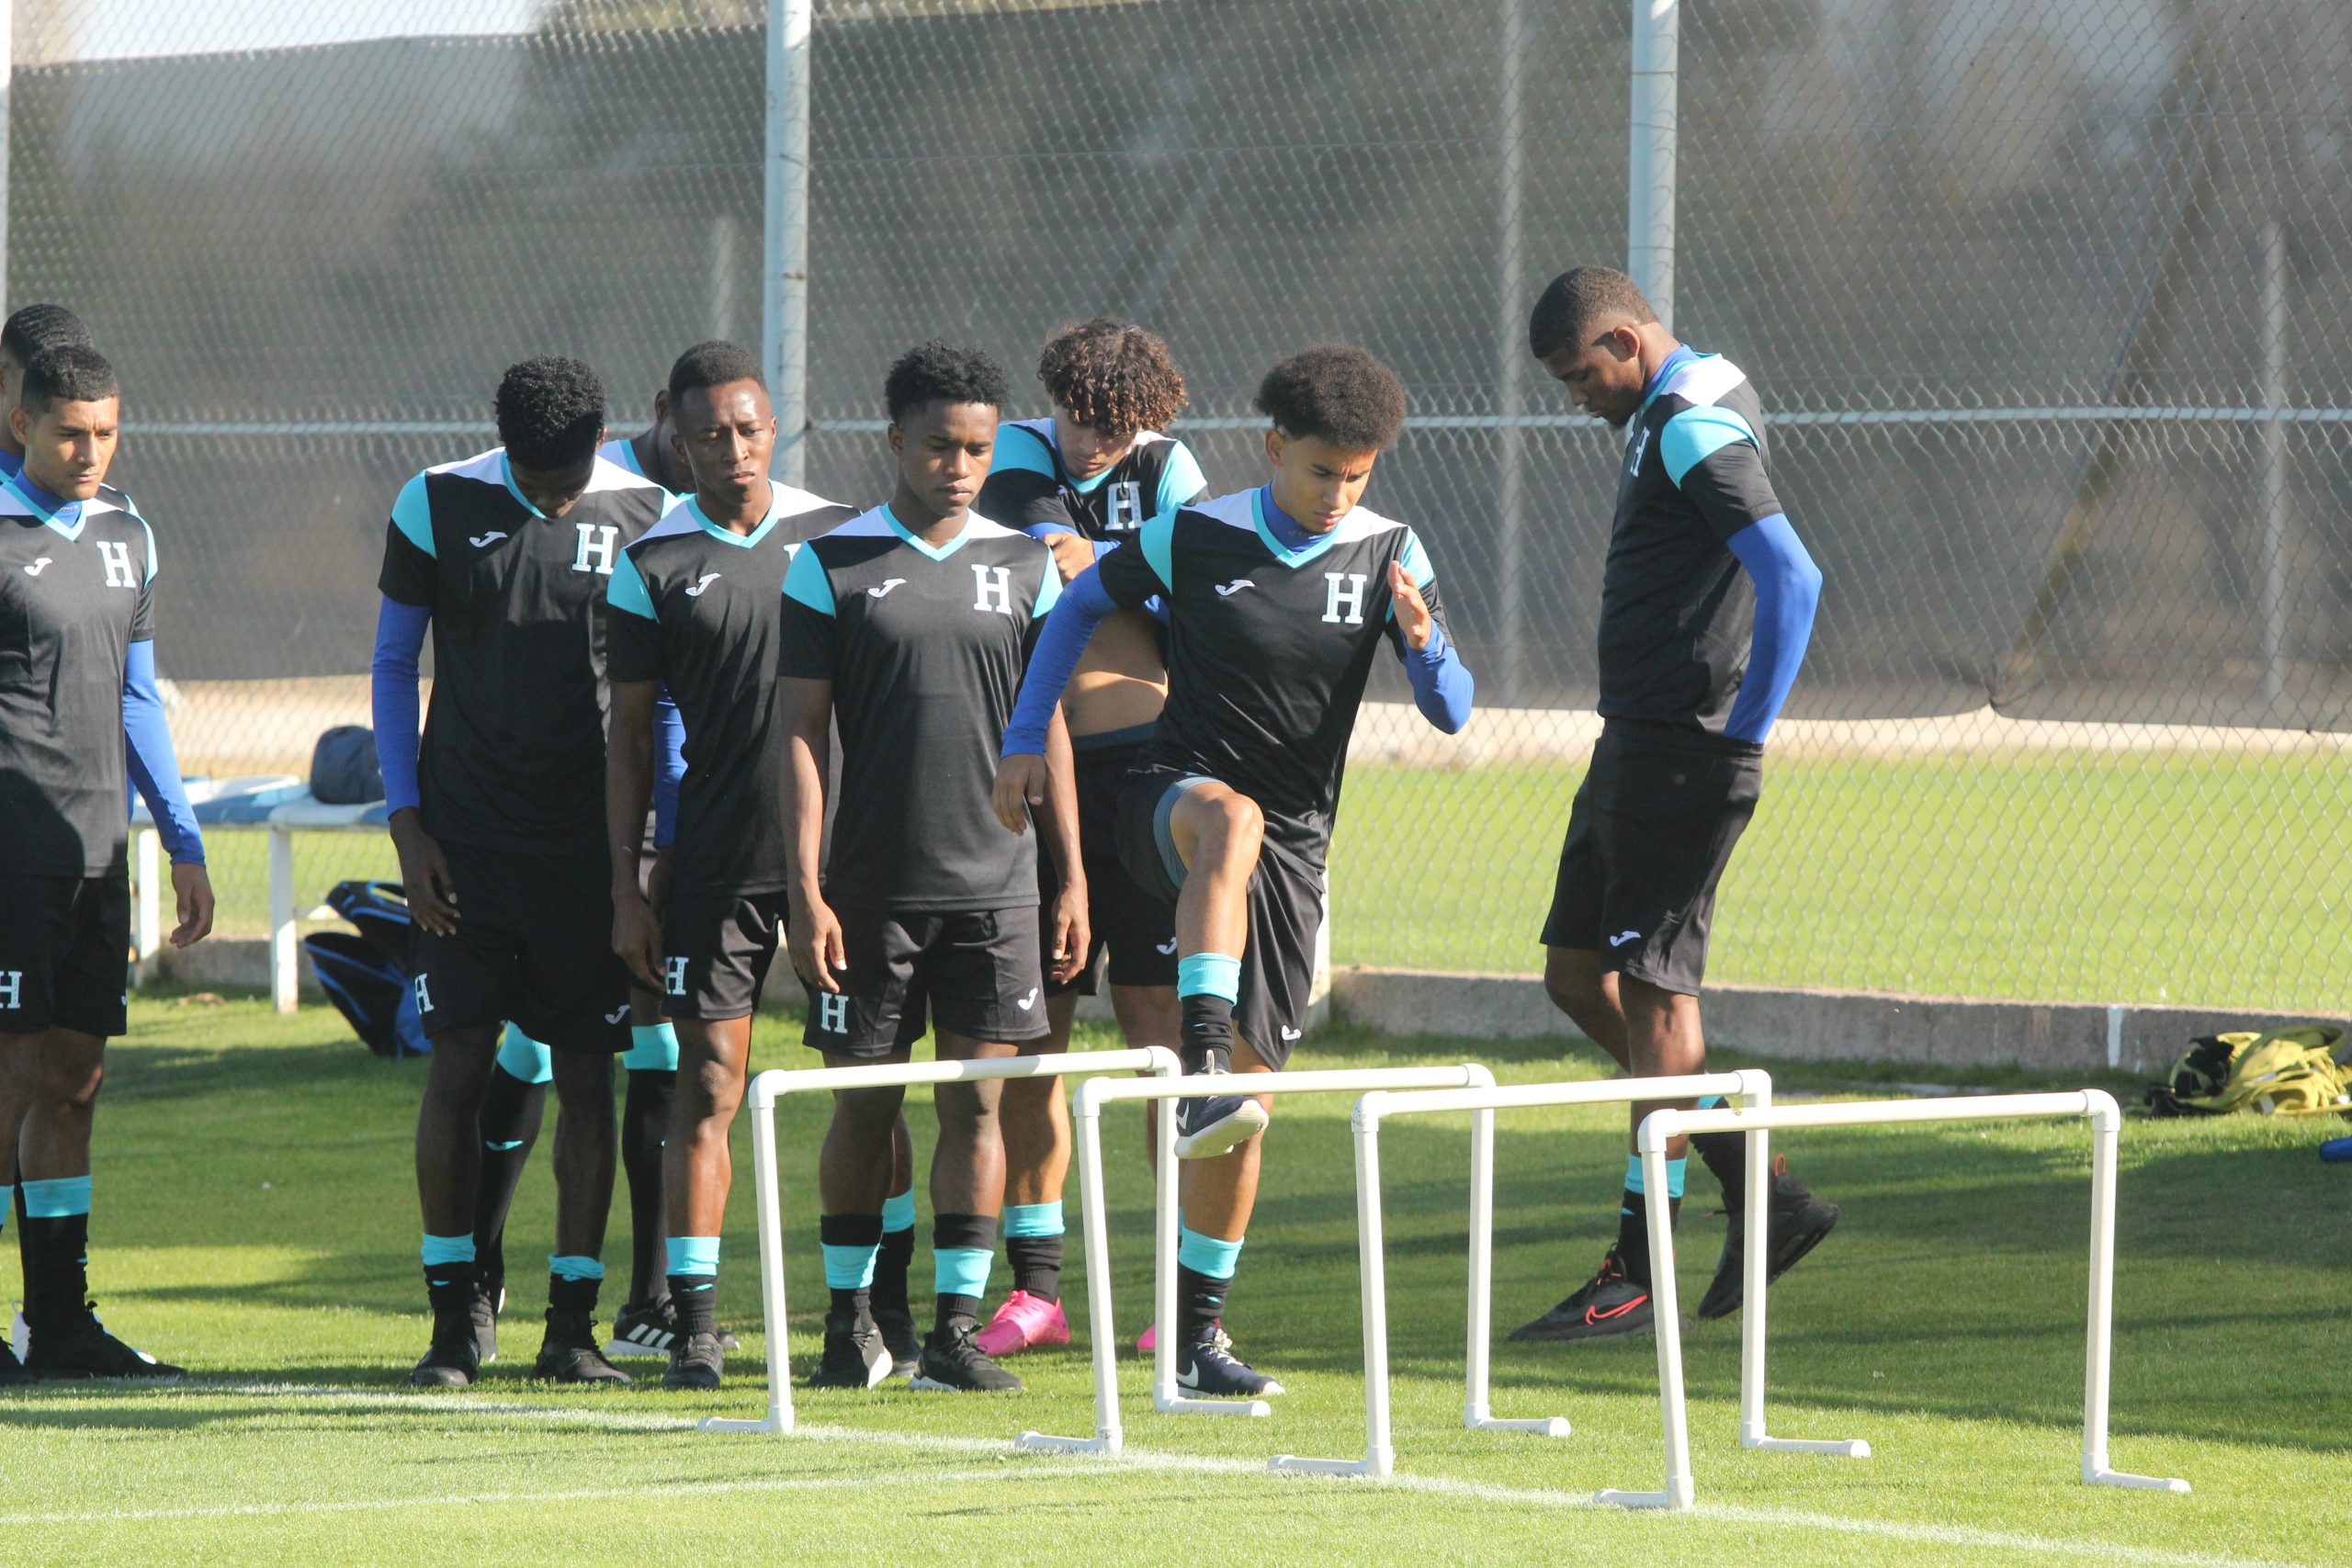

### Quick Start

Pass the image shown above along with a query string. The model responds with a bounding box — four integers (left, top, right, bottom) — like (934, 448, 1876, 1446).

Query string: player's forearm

(650, 684, 685, 849)
(1724, 513, 1823, 745)
(1002, 565, 1116, 756)
(1401, 620, 1476, 735)
(605, 681, 659, 896)
(1039, 706, 1084, 886)
(121, 640, 205, 865)
(370, 595, 430, 815)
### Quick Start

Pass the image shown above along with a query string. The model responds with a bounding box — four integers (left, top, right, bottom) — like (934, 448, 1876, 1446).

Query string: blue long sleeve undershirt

(371, 596, 429, 815)
(1723, 512, 1822, 745)
(123, 639, 204, 864)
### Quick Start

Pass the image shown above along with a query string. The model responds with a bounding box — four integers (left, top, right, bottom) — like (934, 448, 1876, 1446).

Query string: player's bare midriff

(1065, 605, 1166, 738)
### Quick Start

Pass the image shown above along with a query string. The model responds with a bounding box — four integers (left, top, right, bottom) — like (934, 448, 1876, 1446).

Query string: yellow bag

(2144, 1026, 2350, 1118)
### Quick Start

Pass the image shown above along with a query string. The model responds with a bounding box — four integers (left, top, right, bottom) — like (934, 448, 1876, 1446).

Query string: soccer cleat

(662, 1330, 725, 1391)
(805, 1312, 893, 1390)
(411, 1324, 481, 1388)
(1135, 1323, 1157, 1356)
(24, 1304, 185, 1382)
(1171, 1070, 1269, 1160)
(1693, 1164, 1842, 1320)
(607, 1296, 738, 1359)
(973, 1290, 1069, 1358)
(534, 1311, 632, 1384)
(1508, 1248, 1656, 1342)
(469, 1281, 503, 1365)
(1173, 1325, 1283, 1398)
(873, 1307, 922, 1377)
(910, 1325, 1023, 1393)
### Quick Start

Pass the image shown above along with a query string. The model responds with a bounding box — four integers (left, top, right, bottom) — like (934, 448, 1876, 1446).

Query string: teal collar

(1250, 488, 1348, 569)
(691, 491, 783, 549)
(499, 454, 551, 520)
(6, 468, 87, 540)
(882, 503, 973, 561)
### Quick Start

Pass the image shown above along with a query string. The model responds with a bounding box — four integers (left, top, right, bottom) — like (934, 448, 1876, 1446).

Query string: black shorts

(1539, 726, 1763, 997)
(413, 840, 631, 1052)
(0, 873, 130, 1038)
(802, 906, 1049, 1058)
(662, 886, 790, 1022)
(1040, 734, 1179, 998)
(1114, 765, 1325, 1071)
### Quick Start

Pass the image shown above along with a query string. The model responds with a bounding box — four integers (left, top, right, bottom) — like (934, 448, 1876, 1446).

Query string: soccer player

(371, 355, 668, 1387)
(1510, 265, 1836, 1343)
(769, 341, 1083, 1395)
(968, 319, 1208, 1358)
(0, 305, 96, 481)
(599, 341, 855, 1392)
(0, 344, 212, 1380)
(997, 344, 1474, 1395)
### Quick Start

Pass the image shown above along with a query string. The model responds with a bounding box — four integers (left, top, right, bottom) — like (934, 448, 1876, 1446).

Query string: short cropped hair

(885, 340, 1009, 424)
(1254, 345, 1406, 451)
(494, 355, 606, 470)
(1037, 319, 1187, 442)
(667, 339, 764, 408)
(1527, 265, 1657, 358)
(2, 304, 93, 370)
(20, 344, 119, 416)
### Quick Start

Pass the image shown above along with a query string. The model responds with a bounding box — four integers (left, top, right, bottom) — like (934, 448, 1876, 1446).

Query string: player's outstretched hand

(168, 862, 215, 948)
(1048, 880, 1090, 987)
(993, 752, 1049, 835)
(1388, 560, 1434, 650)
(389, 808, 460, 936)
(611, 886, 664, 994)
(789, 896, 848, 992)
(1045, 531, 1095, 583)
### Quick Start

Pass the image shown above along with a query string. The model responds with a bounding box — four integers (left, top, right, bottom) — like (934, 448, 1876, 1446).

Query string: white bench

(132, 778, 390, 1015)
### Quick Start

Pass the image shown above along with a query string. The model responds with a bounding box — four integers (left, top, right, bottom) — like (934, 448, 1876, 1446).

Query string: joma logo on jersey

(971, 564, 1015, 615)
(571, 523, 620, 576)
(96, 538, 138, 589)
(1102, 480, 1146, 534)
(1322, 571, 1369, 626)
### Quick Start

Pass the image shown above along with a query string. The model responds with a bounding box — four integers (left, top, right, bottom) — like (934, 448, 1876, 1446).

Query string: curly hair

(1253, 345, 1406, 451)
(2, 304, 93, 371)
(885, 340, 1010, 424)
(1526, 265, 1657, 358)
(494, 355, 606, 470)
(1036, 318, 1187, 442)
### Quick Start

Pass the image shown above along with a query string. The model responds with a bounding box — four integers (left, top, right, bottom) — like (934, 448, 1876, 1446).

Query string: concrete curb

(1329, 966, 2344, 1077)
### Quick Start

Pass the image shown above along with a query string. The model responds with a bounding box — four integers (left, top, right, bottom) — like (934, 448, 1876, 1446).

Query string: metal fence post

(1628, 0, 1678, 331)
(765, 0, 813, 487)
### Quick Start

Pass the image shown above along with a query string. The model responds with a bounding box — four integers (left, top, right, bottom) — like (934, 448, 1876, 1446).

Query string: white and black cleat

(1173, 1325, 1283, 1398)
(1171, 1069, 1269, 1160)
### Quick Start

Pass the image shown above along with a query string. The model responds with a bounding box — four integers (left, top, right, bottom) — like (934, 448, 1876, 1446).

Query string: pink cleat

(1136, 1323, 1156, 1355)
(973, 1290, 1069, 1358)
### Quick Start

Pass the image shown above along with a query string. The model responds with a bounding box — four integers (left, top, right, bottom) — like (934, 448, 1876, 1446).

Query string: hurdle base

(2087, 1466, 2190, 1494)
(1596, 1483, 1691, 1511)
(1470, 1414, 1570, 1438)
(701, 1409, 790, 1436)
(1155, 1392, 1272, 1418)
(1014, 1429, 1122, 1457)
(1745, 1434, 1871, 1458)
(1269, 1450, 1389, 1478)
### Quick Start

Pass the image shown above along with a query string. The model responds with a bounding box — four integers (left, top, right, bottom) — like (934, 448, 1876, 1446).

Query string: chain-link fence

(18, 0, 2349, 1012)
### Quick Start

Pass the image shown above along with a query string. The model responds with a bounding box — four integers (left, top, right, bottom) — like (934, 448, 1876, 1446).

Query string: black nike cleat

(534, 1311, 631, 1384)
(804, 1311, 893, 1390)
(1694, 1164, 1841, 1320)
(411, 1325, 480, 1388)
(1171, 1070, 1269, 1160)
(873, 1307, 922, 1377)
(24, 1305, 185, 1382)
(662, 1330, 725, 1391)
(0, 1333, 30, 1387)
(1172, 1325, 1283, 1398)
(910, 1325, 1022, 1393)
(607, 1295, 736, 1359)
(1509, 1248, 1656, 1342)
(469, 1281, 503, 1365)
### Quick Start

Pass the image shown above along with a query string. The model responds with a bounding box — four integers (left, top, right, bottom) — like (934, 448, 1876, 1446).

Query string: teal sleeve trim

(991, 424, 1059, 478)
(623, 1022, 680, 1072)
(667, 1235, 721, 1278)
(1138, 512, 1177, 596)
(607, 549, 658, 619)
(140, 516, 159, 583)
(781, 542, 835, 615)
(1156, 443, 1209, 518)
(1397, 528, 1435, 592)
(1003, 1201, 1066, 1238)
(496, 1024, 554, 1085)
(1032, 546, 1063, 618)
(882, 1190, 917, 1232)
(1660, 405, 1758, 488)
(1177, 1226, 1244, 1280)
(390, 472, 435, 557)
(22, 1175, 92, 1218)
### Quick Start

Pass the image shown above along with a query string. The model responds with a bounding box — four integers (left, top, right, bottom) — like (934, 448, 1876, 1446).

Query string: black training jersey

(378, 447, 671, 852)
(778, 505, 1061, 913)
(1097, 488, 1447, 856)
(0, 480, 156, 875)
(1599, 350, 1786, 750)
(978, 419, 1209, 543)
(606, 484, 856, 895)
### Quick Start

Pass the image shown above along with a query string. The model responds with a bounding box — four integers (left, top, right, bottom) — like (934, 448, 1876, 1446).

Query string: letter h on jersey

(971, 564, 1014, 615)
(1323, 571, 1369, 626)
(0, 971, 20, 1010)
(96, 538, 138, 588)
(572, 523, 619, 576)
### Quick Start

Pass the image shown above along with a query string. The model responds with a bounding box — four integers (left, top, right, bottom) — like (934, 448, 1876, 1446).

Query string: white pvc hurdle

(1014, 1062, 1496, 1458)
(1596, 1089, 2190, 1510)
(700, 1045, 1180, 1437)
(1270, 1069, 1771, 1478)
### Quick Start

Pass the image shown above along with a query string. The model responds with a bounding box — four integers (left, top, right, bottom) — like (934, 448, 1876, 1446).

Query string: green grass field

(1, 994, 2342, 1566)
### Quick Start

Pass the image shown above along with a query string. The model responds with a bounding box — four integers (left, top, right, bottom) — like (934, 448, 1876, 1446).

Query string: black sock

(1175, 1262, 1230, 1341)
(621, 1067, 675, 1305)
(548, 1272, 600, 1317)
(873, 1224, 915, 1322)
(668, 1277, 717, 1338)
(1615, 1190, 1681, 1290)
(471, 1066, 547, 1297)
(423, 1258, 478, 1336)
(931, 1212, 998, 1338)
(1180, 994, 1234, 1074)
(1005, 1234, 1064, 1303)
(20, 1213, 90, 1333)
(1691, 1130, 1747, 1211)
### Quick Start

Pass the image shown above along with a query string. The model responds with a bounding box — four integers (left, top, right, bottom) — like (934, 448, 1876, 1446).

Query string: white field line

(0, 1382, 2305, 1568)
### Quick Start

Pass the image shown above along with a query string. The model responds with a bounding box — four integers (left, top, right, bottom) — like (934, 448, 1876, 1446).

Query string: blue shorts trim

(1150, 774, 1217, 893)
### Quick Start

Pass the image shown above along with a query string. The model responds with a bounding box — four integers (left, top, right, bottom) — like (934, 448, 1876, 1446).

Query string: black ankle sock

(471, 1066, 547, 1291)
(621, 1067, 675, 1303)
(20, 1213, 90, 1332)
(423, 1258, 478, 1332)
(1180, 994, 1235, 1073)
(1175, 1262, 1230, 1341)
(668, 1278, 717, 1338)
(931, 1212, 997, 1338)
(1691, 1129, 1747, 1210)
(828, 1286, 873, 1324)
(548, 1273, 600, 1316)
(1005, 1234, 1063, 1302)
(933, 1293, 979, 1337)
(1615, 1190, 1681, 1289)
(873, 1224, 914, 1320)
